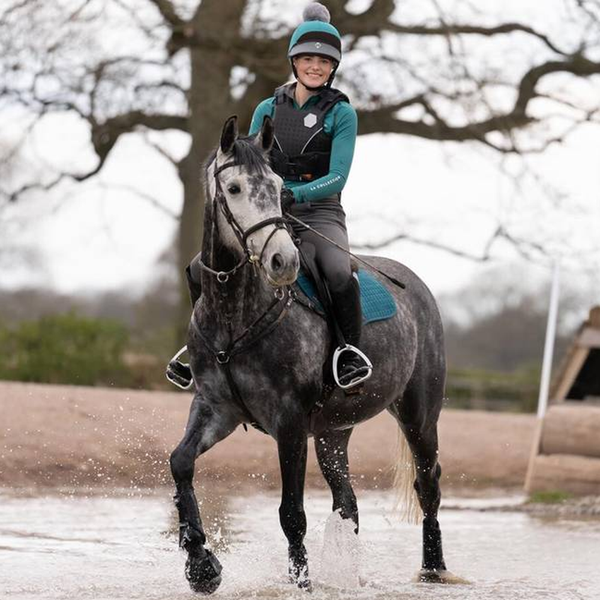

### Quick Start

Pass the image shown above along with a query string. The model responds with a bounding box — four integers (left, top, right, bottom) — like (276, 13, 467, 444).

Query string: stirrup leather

(166, 345, 194, 390)
(332, 344, 373, 390)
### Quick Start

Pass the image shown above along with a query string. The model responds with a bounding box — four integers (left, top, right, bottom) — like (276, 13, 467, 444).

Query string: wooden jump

(525, 306, 600, 495)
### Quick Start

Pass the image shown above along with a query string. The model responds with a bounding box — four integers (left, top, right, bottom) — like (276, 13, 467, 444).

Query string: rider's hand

(280, 188, 295, 213)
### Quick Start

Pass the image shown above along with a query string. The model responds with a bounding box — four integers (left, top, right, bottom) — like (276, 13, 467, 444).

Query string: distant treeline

(0, 266, 588, 410)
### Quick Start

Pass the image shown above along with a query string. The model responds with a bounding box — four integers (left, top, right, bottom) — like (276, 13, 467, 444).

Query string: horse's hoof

(296, 577, 313, 592)
(414, 569, 470, 584)
(185, 549, 223, 594)
(288, 570, 312, 592)
(288, 569, 312, 592)
(288, 545, 311, 591)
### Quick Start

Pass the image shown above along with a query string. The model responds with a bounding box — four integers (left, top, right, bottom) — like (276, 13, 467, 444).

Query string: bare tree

(1, 0, 600, 320)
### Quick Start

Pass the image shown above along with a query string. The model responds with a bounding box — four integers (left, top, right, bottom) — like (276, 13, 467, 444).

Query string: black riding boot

(330, 276, 372, 390)
(165, 263, 202, 389)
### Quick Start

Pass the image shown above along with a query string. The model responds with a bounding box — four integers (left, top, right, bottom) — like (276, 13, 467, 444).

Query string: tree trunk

(174, 1, 247, 340)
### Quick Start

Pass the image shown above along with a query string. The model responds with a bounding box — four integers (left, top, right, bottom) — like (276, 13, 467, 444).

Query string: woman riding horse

(167, 5, 462, 592)
(167, 2, 371, 391)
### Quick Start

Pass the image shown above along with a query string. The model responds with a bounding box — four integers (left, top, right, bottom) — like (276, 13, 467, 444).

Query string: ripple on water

(0, 489, 599, 600)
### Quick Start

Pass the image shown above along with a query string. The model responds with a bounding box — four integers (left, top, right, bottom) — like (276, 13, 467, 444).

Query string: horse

(169, 114, 463, 593)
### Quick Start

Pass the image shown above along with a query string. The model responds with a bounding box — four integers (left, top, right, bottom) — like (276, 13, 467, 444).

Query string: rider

(166, 2, 371, 391)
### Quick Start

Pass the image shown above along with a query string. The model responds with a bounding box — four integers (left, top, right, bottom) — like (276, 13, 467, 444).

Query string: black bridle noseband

(198, 160, 289, 283)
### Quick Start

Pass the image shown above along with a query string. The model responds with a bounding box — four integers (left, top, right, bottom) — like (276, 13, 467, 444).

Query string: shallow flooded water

(1, 488, 599, 600)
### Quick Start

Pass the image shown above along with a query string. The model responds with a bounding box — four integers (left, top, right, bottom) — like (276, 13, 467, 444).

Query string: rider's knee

(326, 270, 354, 295)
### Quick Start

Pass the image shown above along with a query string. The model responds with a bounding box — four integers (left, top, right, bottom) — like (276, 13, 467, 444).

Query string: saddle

(295, 269, 397, 325)
(293, 242, 396, 404)
(293, 242, 397, 326)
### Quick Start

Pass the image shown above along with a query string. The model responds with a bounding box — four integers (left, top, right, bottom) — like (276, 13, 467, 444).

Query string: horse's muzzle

(265, 248, 299, 287)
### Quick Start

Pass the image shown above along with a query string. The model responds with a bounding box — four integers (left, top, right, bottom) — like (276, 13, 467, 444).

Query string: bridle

(197, 159, 290, 283)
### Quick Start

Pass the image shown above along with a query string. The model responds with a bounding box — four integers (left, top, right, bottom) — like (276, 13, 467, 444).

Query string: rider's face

(293, 55, 334, 88)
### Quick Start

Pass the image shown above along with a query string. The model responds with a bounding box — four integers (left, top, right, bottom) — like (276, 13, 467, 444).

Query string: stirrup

(166, 346, 194, 390)
(332, 344, 373, 390)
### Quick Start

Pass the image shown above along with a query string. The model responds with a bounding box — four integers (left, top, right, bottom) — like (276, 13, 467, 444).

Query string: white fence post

(525, 261, 561, 492)
(537, 262, 561, 420)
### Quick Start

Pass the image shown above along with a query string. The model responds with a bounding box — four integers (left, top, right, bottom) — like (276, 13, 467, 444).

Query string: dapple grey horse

(169, 115, 463, 593)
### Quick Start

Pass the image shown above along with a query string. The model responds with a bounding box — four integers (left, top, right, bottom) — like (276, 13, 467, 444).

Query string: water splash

(1, 488, 600, 599)
(317, 510, 362, 589)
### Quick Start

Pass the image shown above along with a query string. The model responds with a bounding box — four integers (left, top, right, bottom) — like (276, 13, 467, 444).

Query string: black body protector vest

(270, 84, 350, 182)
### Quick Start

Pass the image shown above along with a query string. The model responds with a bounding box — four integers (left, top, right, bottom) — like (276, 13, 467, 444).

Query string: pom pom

(302, 2, 331, 23)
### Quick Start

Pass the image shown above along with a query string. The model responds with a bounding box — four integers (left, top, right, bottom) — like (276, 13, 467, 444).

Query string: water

(1, 488, 599, 599)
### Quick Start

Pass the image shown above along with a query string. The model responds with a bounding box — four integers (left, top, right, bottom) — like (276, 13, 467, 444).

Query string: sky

(3, 119, 598, 302)
(1, 0, 599, 313)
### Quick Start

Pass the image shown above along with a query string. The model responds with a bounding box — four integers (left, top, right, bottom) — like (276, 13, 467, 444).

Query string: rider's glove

(280, 188, 295, 213)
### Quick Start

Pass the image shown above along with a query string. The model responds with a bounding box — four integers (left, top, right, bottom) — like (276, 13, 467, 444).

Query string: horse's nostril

(271, 253, 284, 273)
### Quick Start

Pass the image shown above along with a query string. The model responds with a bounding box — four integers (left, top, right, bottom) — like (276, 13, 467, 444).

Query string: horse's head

(206, 115, 299, 287)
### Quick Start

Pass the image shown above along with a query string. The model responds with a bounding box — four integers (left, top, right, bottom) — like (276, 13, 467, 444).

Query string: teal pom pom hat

(288, 3, 342, 88)
(288, 21, 342, 63)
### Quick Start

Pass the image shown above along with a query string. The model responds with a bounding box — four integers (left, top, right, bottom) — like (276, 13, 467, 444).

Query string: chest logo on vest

(304, 113, 317, 128)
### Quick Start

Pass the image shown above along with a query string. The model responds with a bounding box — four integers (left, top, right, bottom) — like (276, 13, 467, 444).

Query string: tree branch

(353, 224, 553, 263)
(1, 109, 189, 205)
(515, 54, 600, 114)
(146, 0, 184, 28)
(329, 0, 569, 55)
(2, 166, 103, 204)
(90, 111, 188, 164)
(357, 54, 600, 146)
(96, 181, 179, 220)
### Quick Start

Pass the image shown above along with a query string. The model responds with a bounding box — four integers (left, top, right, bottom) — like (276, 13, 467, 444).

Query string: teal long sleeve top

(248, 88, 358, 203)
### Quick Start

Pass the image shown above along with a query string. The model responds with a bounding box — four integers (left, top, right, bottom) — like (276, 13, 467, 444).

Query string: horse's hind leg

(390, 372, 465, 584)
(170, 393, 237, 594)
(315, 428, 358, 533)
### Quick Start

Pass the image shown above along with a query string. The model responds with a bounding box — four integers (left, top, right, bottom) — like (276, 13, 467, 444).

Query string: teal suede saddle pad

(296, 268, 397, 325)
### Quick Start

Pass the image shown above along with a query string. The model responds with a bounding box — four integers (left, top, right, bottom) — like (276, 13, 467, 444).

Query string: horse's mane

(204, 135, 269, 183)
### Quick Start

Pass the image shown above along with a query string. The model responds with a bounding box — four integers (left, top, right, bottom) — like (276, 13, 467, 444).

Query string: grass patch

(528, 490, 572, 504)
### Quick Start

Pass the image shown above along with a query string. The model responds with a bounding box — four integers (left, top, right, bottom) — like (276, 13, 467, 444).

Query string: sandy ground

(0, 381, 536, 493)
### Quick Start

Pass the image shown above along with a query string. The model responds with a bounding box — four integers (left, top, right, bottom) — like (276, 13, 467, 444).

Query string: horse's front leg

(315, 428, 358, 532)
(170, 393, 237, 594)
(277, 418, 311, 591)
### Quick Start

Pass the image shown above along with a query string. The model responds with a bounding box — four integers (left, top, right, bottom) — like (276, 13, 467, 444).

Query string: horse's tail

(391, 430, 422, 524)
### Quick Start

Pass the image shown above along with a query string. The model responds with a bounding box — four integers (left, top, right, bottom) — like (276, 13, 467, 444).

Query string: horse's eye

(227, 184, 241, 195)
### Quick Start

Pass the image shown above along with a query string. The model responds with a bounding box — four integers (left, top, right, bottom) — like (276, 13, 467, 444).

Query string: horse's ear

(254, 115, 275, 153)
(220, 115, 238, 154)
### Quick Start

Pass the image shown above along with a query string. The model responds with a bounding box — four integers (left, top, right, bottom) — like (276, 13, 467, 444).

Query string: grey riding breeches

(288, 194, 353, 295)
